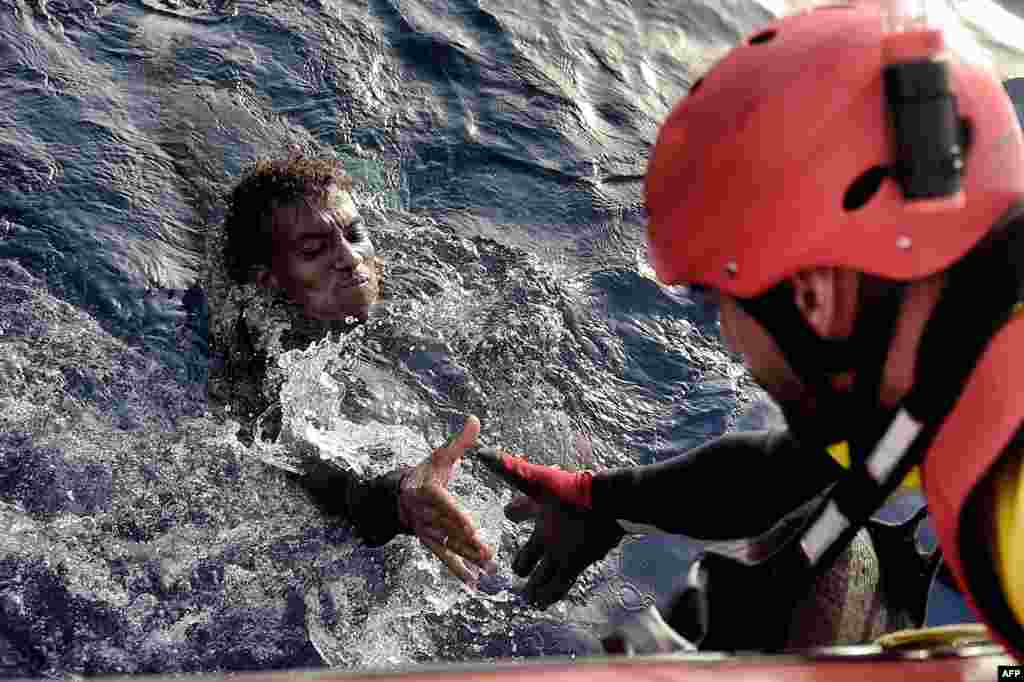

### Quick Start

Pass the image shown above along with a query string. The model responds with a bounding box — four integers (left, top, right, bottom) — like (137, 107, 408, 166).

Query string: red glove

(473, 447, 594, 510)
(472, 447, 624, 608)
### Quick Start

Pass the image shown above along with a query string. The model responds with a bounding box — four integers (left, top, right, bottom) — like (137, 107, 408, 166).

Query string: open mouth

(336, 271, 371, 291)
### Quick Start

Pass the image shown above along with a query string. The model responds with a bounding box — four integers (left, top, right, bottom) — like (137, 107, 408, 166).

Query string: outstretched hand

(398, 415, 497, 586)
(474, 448, 625, 608)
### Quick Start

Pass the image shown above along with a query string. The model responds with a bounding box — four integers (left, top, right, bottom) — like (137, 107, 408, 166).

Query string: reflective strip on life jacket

(826, 441, 922, 489)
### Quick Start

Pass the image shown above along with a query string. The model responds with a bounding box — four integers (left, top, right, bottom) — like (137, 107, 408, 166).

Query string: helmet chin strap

(736, 274, 907, 454)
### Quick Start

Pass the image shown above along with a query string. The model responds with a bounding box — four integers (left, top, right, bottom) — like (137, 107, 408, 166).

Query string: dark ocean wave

(1, 0, 1022, 675)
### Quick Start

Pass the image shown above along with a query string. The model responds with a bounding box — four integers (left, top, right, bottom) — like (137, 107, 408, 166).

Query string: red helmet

(644, 3, 1024, 296)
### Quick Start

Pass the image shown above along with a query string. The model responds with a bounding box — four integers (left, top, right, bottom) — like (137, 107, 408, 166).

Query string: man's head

(711, 265, 944, 447)
(224, 156, 380, 321)
(644, 4, 1024, 440)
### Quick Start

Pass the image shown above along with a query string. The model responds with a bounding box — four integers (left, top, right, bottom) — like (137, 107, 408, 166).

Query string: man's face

(717, 293, 839, 447)
(261, 186, 380, 321)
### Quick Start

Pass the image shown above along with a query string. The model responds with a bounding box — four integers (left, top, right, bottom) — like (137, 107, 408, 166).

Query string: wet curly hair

(223, 155, 354, 284)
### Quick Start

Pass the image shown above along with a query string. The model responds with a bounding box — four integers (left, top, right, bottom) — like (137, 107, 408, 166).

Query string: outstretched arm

(476, 428, 843, 607)
(295, 460, 411, 547)
(592, 430, 843, 540)
(296, 415, 497, 586)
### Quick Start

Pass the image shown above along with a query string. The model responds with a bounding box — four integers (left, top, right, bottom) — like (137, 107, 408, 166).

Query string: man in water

(212, 155, 495, 585)
(475, 3, 1024, 655)
(223, 157, 380, 324)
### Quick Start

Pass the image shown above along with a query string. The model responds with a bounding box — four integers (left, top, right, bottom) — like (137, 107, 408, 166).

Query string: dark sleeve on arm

(294, 459, 414, 547)
(591, 430, 843, 540)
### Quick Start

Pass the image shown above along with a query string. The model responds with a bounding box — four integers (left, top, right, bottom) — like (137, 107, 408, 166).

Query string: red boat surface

(122, 647, 1016, 682)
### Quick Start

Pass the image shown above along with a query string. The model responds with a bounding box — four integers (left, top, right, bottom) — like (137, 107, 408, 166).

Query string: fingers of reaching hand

(525, 557, 556, 599)
(419, 523, 495, 571)
(512, 527, 546, 577)
(456, 414, 481, 447)
(415, 485, 496, 571)
(525, 557, 574, 608)
(433, 415, 481, 469)
(423, 484, 479, 538)
(447, 533, 492, 567)
(417, 524, 449, 545)
(512, 523, 585, 607)
(422, 536, 481, 586)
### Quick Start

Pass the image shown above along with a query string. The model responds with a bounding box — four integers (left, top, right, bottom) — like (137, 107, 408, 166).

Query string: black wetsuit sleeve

(294, 459, 414, 547)
(591, 430, 843, 540)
